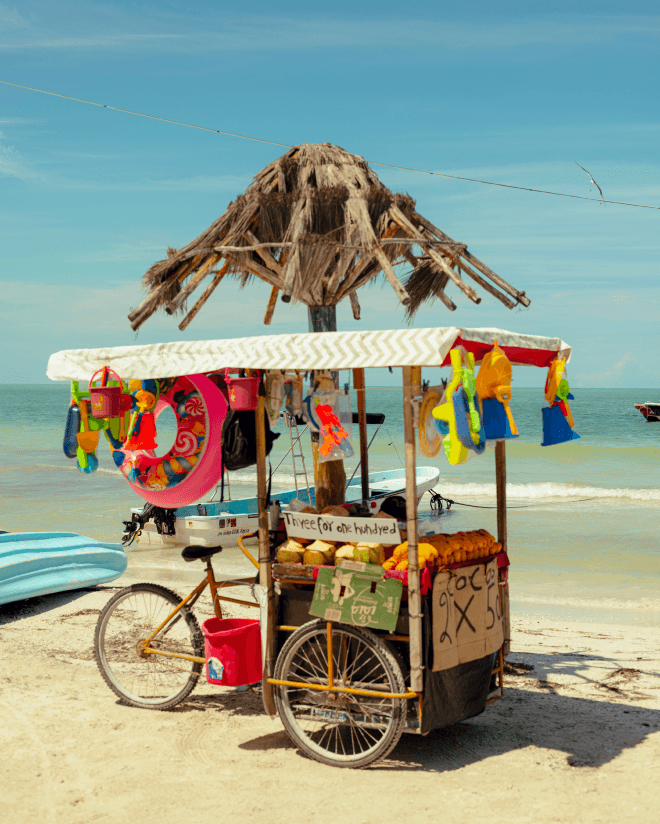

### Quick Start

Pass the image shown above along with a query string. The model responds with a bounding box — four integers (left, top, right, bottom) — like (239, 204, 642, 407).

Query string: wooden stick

(495, 440, 507, 553)
(177, 268, 227, 331)
(353, 368, 369, 502)
(263, 285, 279, 325)
(349, 291, 361, 320)
(281, 195, 309, 302)
(373, 246, 411, 305)
(457, 261, 516, 310)
(166, 256, 224, 315)
(402, 366, 423, 693)
(388, 205, 481, 304)
(462, 249, 530, 306)
(414, 211, 531, 307)
(242, 258, 281, 289)
(245, 231, 284, 276)
(256, 393, 277, 716)
(495, 439, 510, 657)
(212, 242, 293, 252)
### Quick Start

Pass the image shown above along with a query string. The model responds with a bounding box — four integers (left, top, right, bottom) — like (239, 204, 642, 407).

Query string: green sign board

(310, 560, 403, 632)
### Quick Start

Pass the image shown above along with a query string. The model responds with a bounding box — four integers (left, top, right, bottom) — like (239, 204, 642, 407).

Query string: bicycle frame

(139, 533, 261, 665)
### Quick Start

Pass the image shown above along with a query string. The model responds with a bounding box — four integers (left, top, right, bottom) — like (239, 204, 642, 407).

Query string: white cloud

(575, 352, 636, 386)
(0, 33, 182, 49)
(2, 12, 660, 53)
(0, 3, 29, 31)
(0, 133, 37, 179)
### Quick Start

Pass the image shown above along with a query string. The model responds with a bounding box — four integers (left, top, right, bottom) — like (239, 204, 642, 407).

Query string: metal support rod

(256, 392, 277, 716)
(402, 366, 423, 693)
(353, 368, 369, 502)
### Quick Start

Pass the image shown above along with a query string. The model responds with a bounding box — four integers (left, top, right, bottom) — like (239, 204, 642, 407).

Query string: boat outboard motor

(121, 502, 156, 546)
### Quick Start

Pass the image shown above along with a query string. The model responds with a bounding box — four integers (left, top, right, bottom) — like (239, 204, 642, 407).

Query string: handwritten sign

(431, 559, 503, 672)
(310, 561, 402, 631)
(282, 511, 400, 544)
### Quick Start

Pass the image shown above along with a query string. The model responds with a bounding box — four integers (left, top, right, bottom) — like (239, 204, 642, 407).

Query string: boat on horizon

(634, 402, 660, 422)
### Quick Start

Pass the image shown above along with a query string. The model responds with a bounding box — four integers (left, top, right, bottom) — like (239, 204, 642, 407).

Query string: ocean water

(1, 383, 659, 628)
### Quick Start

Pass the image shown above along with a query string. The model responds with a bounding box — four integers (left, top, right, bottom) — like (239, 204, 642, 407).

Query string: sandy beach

(2, 560, 659, 824)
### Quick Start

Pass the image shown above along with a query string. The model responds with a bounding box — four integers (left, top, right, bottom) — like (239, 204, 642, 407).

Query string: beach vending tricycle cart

(48, 324, 573, 768)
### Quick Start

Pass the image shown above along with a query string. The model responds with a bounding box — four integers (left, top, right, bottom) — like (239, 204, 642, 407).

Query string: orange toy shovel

(77, 400, 99, 453)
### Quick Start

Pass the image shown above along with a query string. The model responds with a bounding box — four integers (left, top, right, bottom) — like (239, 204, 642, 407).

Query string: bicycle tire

(273, 620, 407, 768)
(94, 583, 204, 710)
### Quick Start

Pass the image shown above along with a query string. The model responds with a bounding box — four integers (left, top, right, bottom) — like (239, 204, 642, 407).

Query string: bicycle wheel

(94, 583, 204, 710)
(273, 620, 407, 768)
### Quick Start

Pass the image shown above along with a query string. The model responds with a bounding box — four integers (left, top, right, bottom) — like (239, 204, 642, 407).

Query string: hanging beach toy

(476, 343, 518, 440)
(124, 385, 160, 452)
(432, 349, 469, 465)
(541, 361, 580, 446)
(453, 351, 486, 454)
(225, 368, 260, 411)
(89, 367, 123, 419)
(418, 389, 442, 457)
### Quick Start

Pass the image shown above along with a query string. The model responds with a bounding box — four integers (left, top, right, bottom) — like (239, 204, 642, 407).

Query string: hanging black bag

(221, 409, 279, 472)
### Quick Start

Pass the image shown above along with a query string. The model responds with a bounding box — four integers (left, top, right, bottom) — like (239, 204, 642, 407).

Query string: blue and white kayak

(0, 532, 128, 606)
(134, 466, 440, 548)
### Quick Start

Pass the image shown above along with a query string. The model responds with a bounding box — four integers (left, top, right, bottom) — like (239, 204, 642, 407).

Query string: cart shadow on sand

(235, 651, 660, 772)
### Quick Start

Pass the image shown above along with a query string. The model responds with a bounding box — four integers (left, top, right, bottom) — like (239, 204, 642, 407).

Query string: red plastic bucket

(224, 368, 260, 411)
(201, 617, 262, 686)
(89, 367, 123, 419)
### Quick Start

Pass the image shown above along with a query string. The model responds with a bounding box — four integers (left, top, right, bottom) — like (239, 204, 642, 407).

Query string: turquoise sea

(1, 383, 659, 628)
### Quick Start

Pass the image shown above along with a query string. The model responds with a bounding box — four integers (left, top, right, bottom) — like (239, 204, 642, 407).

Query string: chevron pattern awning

(47, 327, 571, 381)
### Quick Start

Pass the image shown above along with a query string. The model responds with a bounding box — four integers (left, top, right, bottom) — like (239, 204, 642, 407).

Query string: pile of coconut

(276, 504, 406, 566)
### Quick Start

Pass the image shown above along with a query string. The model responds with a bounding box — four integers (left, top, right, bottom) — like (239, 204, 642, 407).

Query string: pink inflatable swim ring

(117, 374, 227, 508)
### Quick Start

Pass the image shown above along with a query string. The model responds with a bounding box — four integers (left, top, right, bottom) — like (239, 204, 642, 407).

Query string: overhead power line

(2, 78, 659, 211)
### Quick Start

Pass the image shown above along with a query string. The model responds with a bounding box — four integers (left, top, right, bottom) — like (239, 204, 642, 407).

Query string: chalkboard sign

(310, 561, 403, 631)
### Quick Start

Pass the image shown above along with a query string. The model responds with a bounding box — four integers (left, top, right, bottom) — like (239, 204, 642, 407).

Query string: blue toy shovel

(453, 388, 486, 453)
(541, 405, 580, 447)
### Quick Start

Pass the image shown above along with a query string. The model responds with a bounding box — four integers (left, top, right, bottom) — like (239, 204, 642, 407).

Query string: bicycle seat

(181, 544, 223, 563)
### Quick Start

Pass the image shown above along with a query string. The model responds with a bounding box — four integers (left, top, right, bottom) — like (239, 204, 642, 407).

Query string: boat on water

(128, 466, 440, 548)
(0, 532, 127, 607)
(634, 402, 660, 422)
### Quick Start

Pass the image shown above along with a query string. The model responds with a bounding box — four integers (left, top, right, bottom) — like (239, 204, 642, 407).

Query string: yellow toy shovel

(77, 400, 99, 454)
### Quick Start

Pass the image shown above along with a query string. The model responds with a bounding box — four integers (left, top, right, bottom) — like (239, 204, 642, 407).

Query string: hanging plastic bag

(264, 371, 284, 427)
(283, 373, 303, 417)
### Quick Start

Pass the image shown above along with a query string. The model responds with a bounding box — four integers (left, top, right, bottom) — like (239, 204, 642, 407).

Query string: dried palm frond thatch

(128, 143, 529, 331)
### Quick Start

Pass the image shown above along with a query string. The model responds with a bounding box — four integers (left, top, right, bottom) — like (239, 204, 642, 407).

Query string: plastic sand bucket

(224, 369, 260, 411)
(89, 367, 123, 419)
(202, 617, 262, 686)
(541, 405, 580, 447)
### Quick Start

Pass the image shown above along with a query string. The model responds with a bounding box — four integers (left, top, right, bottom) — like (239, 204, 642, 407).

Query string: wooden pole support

(256, 392, 277, 716)
(353, 368, 369, 502)
(402, 366, 423, 693)
(495, 439, 511, 657)
(495, 440, 507, 552)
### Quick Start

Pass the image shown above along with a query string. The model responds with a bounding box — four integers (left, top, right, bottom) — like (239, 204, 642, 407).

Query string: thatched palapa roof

(128, 143, 530, 332)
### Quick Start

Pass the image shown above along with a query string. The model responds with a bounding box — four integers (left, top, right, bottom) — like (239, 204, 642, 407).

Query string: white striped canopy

(47, 326, 571, 381)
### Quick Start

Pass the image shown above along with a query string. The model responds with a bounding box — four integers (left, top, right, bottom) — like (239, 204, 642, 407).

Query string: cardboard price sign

(431, 559, 503, 672)
(310, 561, 403, 632)
(283, 511, 400, 544)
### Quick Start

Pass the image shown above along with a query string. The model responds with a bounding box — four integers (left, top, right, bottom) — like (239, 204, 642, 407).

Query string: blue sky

(1, 0, 659, 387)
